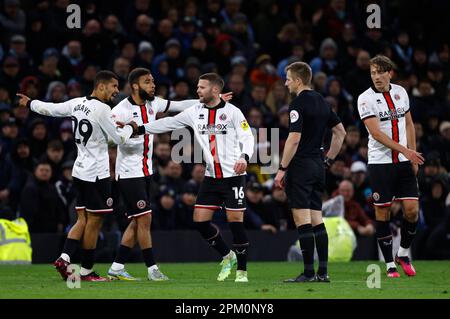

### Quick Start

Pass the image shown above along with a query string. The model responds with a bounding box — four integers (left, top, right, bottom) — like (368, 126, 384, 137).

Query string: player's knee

(404, 206, 419, 222)
(136, 214, 151, 229)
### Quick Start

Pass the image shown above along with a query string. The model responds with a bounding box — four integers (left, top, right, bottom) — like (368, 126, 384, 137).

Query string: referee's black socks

(229, 222, 249, 271)
(313, 223, 328, 276)
(297, 224, 315, 277)
(195, 221, 230, 257)
(376, 221, 394, 263)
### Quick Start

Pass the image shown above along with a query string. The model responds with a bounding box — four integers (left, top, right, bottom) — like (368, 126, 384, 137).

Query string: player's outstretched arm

(136, 109, 192, 135)
(364, 117, 424, 165)
(97, 104, 133, 145)
(17, 93, 72, 117)
(164, 92, 233, 113)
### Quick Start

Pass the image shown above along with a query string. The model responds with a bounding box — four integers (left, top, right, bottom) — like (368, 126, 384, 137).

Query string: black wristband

(240, 153, 250, 164)
(137, 125, 145, 135)
(279, 164, 287, 171)
(324, 157, 335, 168)
(26, 99, 32, 108)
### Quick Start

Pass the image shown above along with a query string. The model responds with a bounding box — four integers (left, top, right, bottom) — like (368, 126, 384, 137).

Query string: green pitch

(0, 261, 449, 299)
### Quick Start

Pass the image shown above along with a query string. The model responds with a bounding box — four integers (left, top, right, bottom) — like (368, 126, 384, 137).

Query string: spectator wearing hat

(0, 56, 21, 100)
(175, 16, 199, 55)
(188, 32, 214, 64)
(153, 19, 174, 54)
(55, 159, 77, 227)
(0, 140, 20, 213)
(249, 54, 279, 89)
(336, 180, 375, 237)
(19, 75, 40, 100)
(227, 13, 256, 62)
(429, 121, 450, 171)
(37, 48, 63, 94)
(0, 0, 26, 37)
(411, 78, 444, 125)
(350, 161, 373, 217)
(418, 153, 443, 199)
(0, 117, 19, 154)
(28, 118, 48, 161)
(174, 181, 199, 230)
(0, 102, 12, 125)
(244, 181, 278, 233)
(8, 34, 33, 74)
(19, 161, 67, 233)
(277, 43, 305, 80)
(310, 37, 341, 76)
(133, 41, 154, 69)
(151, 38, 184, 84)
(152, 185, 177, 230)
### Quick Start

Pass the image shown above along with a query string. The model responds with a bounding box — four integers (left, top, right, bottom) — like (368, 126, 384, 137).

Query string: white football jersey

(358, 84, 410, 164)
(111, 96, 198, 179)
(142, 100, 255, 178)
(30, 96, 133, 182)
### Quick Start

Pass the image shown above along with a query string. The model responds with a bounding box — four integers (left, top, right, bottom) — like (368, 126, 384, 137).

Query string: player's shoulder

(224, 102, 245, 116)
(358, 87, 376, 99)
(391, 83, 408, 96)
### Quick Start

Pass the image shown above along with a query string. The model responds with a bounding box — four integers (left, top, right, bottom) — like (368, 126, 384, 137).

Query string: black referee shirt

(289, 90, 341, 160)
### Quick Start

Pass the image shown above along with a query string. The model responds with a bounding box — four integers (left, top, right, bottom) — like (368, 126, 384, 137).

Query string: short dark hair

(128, 68, 151, 87)
(47, 139, 64, 151)
(369, 55, 396, 72)
(285, 62, 312, 86)
(199, 73, 224, 91)
(94, 70, 118, 88)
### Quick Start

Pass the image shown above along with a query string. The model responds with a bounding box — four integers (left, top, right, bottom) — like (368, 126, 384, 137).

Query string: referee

(274, 62, 346, 282)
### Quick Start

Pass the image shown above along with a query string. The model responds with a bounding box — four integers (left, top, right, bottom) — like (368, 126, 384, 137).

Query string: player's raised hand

(403, 149, 424, 165)
(16, 93, 31, 107)
(220, 92, 233, 102)
(233, 158, 247, 174)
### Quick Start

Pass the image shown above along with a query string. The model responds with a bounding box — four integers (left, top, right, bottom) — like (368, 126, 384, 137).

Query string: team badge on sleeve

(240, 120, 249, 131)
(290, 110, 299, 123)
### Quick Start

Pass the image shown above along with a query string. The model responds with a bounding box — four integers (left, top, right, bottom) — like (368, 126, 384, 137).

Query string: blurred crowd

(0, 0, 449, 259)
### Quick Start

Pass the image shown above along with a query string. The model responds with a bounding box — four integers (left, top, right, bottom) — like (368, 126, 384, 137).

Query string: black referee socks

(376, 220, 394, 263)
(297, 224, 315, 277)
(195, 221, 230, 257)
(229, 222, 249, 271)
(313, 223, 328, 276)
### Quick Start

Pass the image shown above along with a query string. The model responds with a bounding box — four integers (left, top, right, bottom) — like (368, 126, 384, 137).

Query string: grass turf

(0, 261, 449, 299)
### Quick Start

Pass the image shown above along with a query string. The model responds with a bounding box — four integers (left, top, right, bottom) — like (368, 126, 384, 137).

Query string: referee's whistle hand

(274, 171, 285, 189)
(233, 158, 247, 174)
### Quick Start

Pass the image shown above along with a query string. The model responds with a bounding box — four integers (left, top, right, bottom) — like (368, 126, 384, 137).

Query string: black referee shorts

(285, 158, 325, 210)
(73, 177, 113, 214)
(367, 161, 419, 207)
(117, 176, 152, 219)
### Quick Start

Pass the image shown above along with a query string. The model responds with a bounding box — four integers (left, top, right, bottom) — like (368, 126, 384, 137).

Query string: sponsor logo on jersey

(198, 123, 228, 134)
(376, 99, 382, 104)
(240, 120, 249, 131)
(378, 107, 406, 121)
(219, 113, 227, 121)
(199, 114, 205, 120)
(290, 110, 299, 123)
